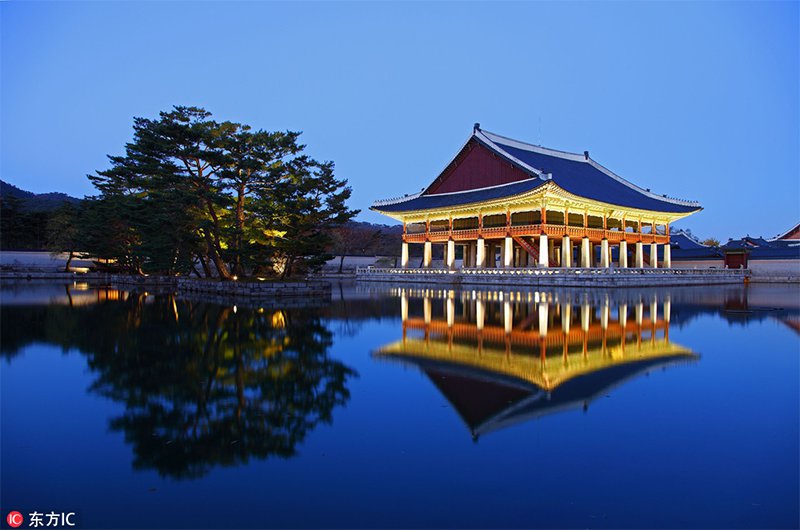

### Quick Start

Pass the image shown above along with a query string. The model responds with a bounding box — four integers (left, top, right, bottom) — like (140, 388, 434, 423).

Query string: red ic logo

(6, 512, 23, 528)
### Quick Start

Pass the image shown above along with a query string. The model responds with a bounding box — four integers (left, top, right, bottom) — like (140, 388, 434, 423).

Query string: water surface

(1, 281, 798, 528)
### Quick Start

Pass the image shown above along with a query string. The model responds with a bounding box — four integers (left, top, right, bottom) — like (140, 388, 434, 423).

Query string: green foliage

(85, 106, 357, 278)
(46, 202, 81, 271)
(0, 195, 52, 250)
(702, 238, 720, 247)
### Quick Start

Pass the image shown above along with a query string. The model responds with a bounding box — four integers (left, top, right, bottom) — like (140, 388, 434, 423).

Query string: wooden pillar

(581, 237, 591, 268)
(561, 235, 572, 268)
(423, 241, 432, 268)
(538, 233, 549, 267)
(446, 239, 455, 270)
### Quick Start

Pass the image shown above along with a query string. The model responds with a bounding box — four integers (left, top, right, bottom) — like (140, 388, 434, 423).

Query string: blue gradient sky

(2, 1, 797, 240)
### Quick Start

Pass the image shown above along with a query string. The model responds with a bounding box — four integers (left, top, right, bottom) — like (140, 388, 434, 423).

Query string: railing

(357, 266, 749, 277)
(402, 224, 669, 244)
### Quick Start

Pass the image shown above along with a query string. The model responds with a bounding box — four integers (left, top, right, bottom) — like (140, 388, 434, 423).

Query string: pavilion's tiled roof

(373, 127, 701, 214)
(372, 178, 546, 212)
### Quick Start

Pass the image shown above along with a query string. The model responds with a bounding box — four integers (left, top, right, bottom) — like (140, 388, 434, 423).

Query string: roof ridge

(478, 129, 585, 159)
(769, 222, 800, 241)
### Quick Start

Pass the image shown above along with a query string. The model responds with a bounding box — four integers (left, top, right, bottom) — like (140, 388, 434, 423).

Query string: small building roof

(373, 126, 702, 215)
(722, 234, 800, 259)
(669, 230, 708, 249)
(669, 229, 723, 260)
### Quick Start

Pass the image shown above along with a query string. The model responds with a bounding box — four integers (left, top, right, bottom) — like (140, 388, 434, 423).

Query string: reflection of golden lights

(97, 289, 122, 301)
(271, 311, 286, 328)
(73, 282, 90, 291)
(71, 267, 90, 273)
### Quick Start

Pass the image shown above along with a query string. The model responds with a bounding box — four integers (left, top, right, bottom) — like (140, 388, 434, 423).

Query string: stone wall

(356, 267, 749, 287)
(749, 259, 800, 282)
(671, 259, 725, 269)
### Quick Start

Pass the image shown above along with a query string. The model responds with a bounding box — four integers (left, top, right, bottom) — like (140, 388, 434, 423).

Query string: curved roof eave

(371, 179, 700, 220)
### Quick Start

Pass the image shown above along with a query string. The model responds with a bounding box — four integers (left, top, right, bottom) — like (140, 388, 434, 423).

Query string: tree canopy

(84, 106, 357, 278)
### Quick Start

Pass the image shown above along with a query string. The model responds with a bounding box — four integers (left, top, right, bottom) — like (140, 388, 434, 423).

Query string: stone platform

(356, 267, 749, 287)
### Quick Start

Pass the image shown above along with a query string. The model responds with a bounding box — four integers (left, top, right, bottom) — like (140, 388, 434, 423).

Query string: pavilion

(371, 125, 702, 271)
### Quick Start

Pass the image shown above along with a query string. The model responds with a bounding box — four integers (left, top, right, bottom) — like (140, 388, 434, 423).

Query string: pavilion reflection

(376, 288, 697, 439)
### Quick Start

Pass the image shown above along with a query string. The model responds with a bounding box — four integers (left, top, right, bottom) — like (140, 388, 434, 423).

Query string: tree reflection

(0, 291, 356, 479)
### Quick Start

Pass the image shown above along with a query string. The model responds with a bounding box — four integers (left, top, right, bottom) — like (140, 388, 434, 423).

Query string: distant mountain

(0, 179, 81, 212)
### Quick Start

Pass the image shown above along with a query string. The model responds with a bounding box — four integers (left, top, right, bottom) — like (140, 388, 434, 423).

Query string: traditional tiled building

(722, 223, 800, 273)
(372, 125, 702, 270)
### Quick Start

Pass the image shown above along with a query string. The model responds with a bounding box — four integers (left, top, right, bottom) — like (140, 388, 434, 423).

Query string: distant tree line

(0, 181, 82, 252)
(0, 195, 51, 250)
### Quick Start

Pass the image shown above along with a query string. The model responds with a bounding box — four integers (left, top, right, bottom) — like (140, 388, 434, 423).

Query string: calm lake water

(1, 281, 798, 529)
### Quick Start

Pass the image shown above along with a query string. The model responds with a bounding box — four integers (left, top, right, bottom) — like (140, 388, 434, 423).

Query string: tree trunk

(203, 230, 232, 280)
(338, 254, 345, 274)
(198, 252, 213, 278)
(200, 195, 232, 280)
(233, 183, 246, 277)
(64, 250, 74, 272)
(281, 255, 294, 280)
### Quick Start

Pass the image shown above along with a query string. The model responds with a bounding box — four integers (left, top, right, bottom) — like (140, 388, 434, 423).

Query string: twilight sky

(2, 1, 797, 240)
